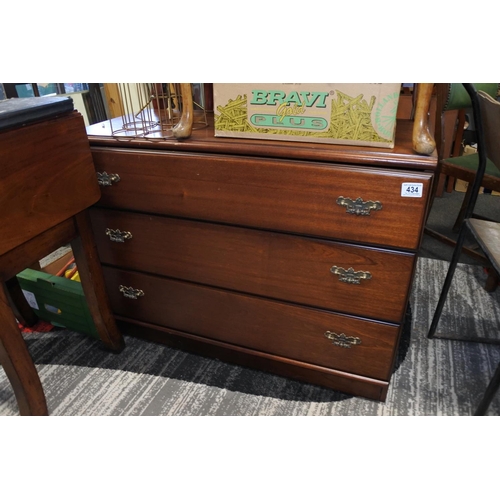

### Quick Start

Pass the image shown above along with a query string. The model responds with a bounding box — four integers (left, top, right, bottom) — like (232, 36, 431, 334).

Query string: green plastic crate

(16, 268, 99, 339)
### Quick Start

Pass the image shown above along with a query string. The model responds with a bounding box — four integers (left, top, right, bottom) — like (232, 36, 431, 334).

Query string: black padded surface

(0, 96, 74, 131)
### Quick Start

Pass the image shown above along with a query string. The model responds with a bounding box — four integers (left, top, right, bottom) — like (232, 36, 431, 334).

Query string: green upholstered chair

(425, 83, 500, 264)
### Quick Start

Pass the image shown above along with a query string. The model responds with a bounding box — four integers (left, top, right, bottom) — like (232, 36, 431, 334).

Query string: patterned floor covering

(1, 257, 500, 416)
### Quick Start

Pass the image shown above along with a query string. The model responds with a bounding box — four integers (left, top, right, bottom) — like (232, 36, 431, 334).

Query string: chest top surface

(87, 116, 437, 172)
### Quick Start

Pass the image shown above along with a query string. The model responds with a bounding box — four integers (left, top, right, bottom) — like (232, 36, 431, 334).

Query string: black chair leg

(474, 361, 500, 416)
(428, 224, 470, 339)
(452, 183, 473, 232)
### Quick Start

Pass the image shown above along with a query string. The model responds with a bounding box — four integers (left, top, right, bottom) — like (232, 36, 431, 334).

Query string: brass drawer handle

(97, 171, 121, 186)
(337, 196, 382, 216)
(118, 285, 144, 299)
(105, 228, 133, 243)
(330, 266, 372, 285)
(325, 331, 362, 349)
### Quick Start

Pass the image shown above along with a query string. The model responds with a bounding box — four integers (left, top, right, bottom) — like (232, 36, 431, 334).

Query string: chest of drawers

(87, 118, 436, 401)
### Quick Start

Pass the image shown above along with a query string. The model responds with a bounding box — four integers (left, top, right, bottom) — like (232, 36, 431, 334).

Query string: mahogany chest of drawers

(87, 119, 436, 401)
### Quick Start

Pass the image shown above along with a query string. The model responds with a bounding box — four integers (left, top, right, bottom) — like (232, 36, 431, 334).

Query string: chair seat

(442, 153, 500, 190)
(466, 218, 500, 275)
(443, 153, 499, 174)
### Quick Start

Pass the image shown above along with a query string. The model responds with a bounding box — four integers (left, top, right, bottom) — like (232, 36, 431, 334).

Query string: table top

(0, 96, 73, 131)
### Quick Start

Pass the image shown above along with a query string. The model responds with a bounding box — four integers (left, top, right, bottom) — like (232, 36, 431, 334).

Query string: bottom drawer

(102, 267, 402, 381)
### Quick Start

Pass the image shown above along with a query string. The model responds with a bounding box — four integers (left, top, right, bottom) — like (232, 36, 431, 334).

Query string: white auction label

(401, 182, 423, 197)
(22, 290, 39, 310)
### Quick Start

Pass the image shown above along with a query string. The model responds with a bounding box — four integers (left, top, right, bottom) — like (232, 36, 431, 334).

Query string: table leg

(0, 284, 48, 416)
(71, 211, 125, 352)
(5, 276, 39, 327)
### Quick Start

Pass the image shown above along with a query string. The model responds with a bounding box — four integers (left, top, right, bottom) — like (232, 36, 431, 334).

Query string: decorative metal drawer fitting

(336, 196, 382, 216)
(330, 266, 372, 285)
(97, 171, 121, 186)
(105, 228, 133, 243)
(118, 285, 145, 299)
(324, 331, 362, 349)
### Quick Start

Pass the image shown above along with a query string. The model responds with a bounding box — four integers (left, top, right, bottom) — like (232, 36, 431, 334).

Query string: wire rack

(109, 83, 208, 138)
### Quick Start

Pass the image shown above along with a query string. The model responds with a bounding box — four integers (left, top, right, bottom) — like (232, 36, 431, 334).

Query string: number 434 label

(401, 182, 423, 197)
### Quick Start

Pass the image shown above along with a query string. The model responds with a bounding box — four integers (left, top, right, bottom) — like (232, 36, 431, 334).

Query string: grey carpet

(1, 257, 499, 416)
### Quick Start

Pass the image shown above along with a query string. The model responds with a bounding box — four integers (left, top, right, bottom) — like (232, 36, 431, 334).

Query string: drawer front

(91, 148, 432, 250)
(90, 208, 414, 323)
(103, 266, 401, 381)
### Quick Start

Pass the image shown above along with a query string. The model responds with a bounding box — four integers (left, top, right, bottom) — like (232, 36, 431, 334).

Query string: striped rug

(1, 257, 499, 416)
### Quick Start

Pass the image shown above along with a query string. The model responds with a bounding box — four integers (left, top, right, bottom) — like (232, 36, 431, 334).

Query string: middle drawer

(90, 208, 414, 323)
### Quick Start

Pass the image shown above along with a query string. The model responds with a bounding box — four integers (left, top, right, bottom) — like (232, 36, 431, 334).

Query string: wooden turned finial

(172, 83, 194, 139)
(412, 83, 436, 155)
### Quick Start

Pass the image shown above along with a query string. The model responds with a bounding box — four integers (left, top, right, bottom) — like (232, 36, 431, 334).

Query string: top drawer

(91, 148, 432, 250)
